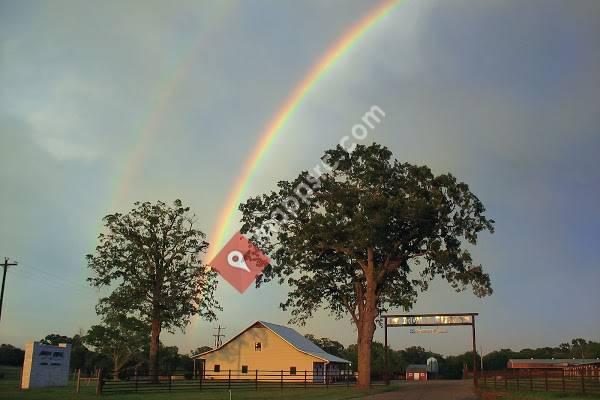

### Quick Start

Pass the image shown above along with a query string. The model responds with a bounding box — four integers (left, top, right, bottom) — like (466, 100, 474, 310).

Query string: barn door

(313, 362, 325, 383)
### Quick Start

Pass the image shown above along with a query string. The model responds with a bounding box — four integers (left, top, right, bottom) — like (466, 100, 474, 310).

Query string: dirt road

(364, 380, 477, 400)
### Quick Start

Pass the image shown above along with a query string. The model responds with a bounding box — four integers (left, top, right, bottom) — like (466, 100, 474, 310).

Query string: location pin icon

(227, 250, 251, 272)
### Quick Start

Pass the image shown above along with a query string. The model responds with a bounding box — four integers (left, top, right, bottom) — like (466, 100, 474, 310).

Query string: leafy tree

(40, 334, 72, 346)
(304, 334, 346, 358)
(40, 333, 91, 372)
(399, 346, 428, 366)
(482, 349, 513, 371)
(345, 341, 403, 379)
(158, 345, 180, 374)
(0, 344, 24, 366)
(85, 315, 148, 379)
(240, 143, 494, 387)
(178, 354, 194, 373)
(191, 346, 213, 356)
(571, 338, 588, 358)
(87, 200, 220, 382)
(558, 342, 572, 357)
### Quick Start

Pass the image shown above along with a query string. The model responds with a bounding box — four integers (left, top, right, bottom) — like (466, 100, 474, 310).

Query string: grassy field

(0, 379, 399, 400)
(479, 389, 600, 400)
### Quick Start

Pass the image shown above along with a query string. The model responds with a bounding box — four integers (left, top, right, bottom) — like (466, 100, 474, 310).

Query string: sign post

(382, 313, 479, 387)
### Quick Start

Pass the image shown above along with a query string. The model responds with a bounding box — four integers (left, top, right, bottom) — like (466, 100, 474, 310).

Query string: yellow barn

(192, 321, 351, 383)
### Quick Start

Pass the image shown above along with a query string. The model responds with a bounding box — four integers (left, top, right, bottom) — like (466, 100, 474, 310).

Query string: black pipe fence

(479, 368, 600, 395)
(97, 368, 355, 395)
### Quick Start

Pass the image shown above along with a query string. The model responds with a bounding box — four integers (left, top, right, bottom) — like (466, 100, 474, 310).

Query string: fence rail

(479, 368, 600, 395)
(97, 369, 354, 395)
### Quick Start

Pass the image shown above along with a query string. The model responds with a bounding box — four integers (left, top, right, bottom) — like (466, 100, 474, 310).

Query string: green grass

(479, 389, 600, 400)
(0, 366, 20, 380)
(0, 379, 399, 400)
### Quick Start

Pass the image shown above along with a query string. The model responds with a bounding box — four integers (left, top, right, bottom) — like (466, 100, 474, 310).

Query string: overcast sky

(1, 0, 599, 355)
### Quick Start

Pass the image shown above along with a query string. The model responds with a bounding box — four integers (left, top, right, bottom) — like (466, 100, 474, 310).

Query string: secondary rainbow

(207, 0, 399, 259)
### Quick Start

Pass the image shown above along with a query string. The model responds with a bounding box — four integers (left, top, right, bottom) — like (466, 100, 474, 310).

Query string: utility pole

(0, 258, 18, 323)
(213, 325, 226, 348)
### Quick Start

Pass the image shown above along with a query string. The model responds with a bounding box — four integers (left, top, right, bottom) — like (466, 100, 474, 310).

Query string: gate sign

(387, 314, 474, 327)
(410, 327, 449, 334)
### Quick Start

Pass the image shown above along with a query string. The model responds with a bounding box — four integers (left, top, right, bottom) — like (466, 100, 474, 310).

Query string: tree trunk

(356, 247, 378, 389)
(149, 318, 160, 383)
(356, 313, 377, 388)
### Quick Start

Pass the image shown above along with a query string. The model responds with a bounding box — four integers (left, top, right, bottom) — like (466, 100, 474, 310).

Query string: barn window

(254, 342, 261, 351)
(289, 367, 297, 375)
(242, 365, 248, 374)
(214, 365, 220, 372)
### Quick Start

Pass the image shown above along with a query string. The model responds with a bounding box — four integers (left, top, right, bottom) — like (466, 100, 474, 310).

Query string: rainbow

(207, 0, 399, 259)
(110, 2, 233, 212)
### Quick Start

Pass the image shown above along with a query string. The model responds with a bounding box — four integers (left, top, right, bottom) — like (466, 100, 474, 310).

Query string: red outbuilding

(406, 364, 428, 381)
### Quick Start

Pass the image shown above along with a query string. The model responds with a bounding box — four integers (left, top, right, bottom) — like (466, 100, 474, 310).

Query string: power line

(213, 325, 226, 348)
(19, 263, 96, 292)
(10, 267, 98, 301)
(0, 257, 18, 323)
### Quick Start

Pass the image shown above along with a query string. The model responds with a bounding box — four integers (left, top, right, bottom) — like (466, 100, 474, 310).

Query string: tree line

(307, 335, 600, 379)
(2, 335, 598, 380)
(0, 333, 204, 379)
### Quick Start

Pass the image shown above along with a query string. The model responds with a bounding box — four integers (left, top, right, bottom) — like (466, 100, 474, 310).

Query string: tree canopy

(87, 199, 220, 381)
(85, 315, 149, 378)
(240, 143, 494, 387)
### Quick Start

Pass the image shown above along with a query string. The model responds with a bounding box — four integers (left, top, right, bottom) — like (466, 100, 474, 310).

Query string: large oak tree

(87, 200, 219, 382)
(239, 143, 494, 388)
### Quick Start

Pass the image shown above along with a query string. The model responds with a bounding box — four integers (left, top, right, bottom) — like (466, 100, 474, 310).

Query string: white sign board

(21, 342, 71, 389)
(388, 315, 473, 327)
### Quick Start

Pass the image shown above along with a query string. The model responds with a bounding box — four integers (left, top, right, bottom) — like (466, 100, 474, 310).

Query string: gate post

(346, 368, 350, 388)
(304, 370, 307, 389)
(280, 370, 283, 389)
(95, 369, 103, 396)
(76, 369, 81, 394)
(471, 315, 478, 386)
(199, 363, 203, 391)
(384, 317, 390, 385)
(255, 369, 258, 390)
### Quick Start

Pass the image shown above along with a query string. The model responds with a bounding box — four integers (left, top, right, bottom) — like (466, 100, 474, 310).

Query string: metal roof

(508, 358, 600, 364)
(509, 359, 600, 366)
(406, 364, 428, 371)
(192, 321, 350, 364)
(259, 321, 350, 364)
